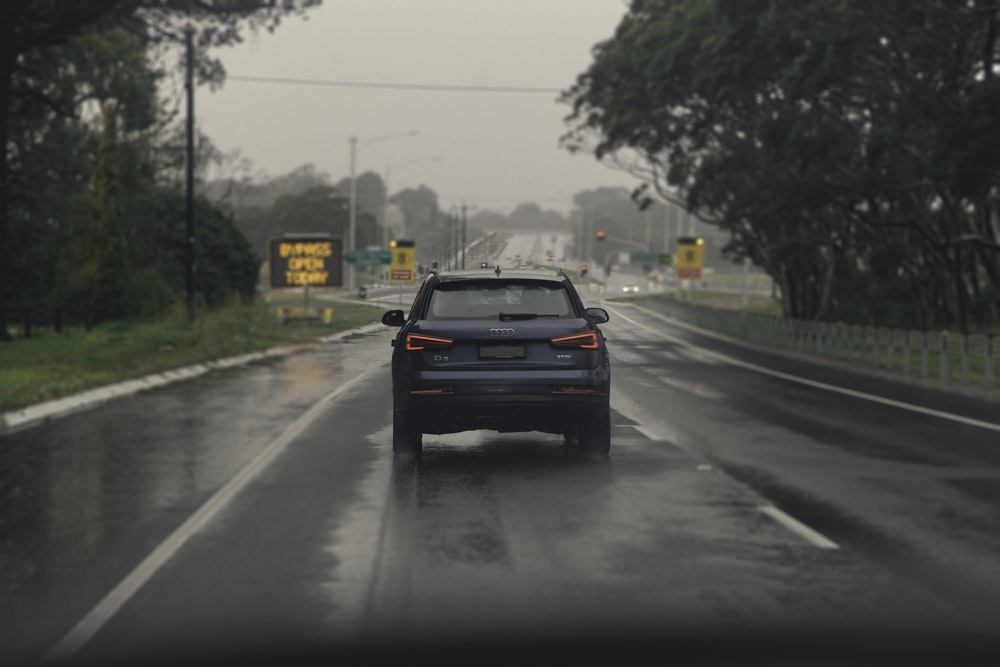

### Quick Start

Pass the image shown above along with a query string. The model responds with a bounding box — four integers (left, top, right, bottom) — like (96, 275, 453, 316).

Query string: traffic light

(596, 229, 606, 241)
(580, 264, 588, 277)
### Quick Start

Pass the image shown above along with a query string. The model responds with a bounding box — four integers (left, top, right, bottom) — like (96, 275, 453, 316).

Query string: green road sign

(345, 249, 392, 265)
(629, 251, 672, 265)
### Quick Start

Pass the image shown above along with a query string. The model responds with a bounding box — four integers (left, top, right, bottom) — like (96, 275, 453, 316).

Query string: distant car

(381, 267, 612, 457)
(622, 284, 640, 294)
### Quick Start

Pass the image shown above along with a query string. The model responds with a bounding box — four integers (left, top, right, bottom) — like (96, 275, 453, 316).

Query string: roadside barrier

(647, 298, 998, 394)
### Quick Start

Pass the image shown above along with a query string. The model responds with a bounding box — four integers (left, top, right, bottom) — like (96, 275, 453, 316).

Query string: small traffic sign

(345, 249, 392, 265)
(390, 239, 415, 282)
(629, 252, 672, 265)
(675, 237, 704, 280)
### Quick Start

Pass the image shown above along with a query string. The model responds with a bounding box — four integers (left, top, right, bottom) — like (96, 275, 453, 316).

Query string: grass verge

(0, 294, 384, 413)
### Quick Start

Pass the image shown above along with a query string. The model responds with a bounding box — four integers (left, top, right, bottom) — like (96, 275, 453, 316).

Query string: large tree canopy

(563, 0, 1000, 329)
(0, 0, 321, 338)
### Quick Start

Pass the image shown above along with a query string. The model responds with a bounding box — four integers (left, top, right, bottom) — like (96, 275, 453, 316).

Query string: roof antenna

(494, 265, 502, 277)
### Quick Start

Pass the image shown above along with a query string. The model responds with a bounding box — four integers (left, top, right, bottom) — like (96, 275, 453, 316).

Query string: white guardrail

(649, 299, 997, 393)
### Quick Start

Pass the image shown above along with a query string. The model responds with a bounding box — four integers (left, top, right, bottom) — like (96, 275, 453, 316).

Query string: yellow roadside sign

(390, 239, 415, 282)
(675, 237, 704, 280)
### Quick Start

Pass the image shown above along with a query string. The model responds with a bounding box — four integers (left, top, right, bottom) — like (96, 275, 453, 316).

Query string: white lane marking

(759, 505, 840, 550)
(614, 395, 838, 550)
(633, 424, 665, 442)
(45, 366, 382, 662)
(606, 306, 1000, 433)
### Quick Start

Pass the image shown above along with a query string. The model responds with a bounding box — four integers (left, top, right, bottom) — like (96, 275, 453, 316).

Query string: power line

(226, 74, 564, 94)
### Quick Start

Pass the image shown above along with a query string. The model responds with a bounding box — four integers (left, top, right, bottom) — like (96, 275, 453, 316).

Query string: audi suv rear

(381, 266, 611, 456)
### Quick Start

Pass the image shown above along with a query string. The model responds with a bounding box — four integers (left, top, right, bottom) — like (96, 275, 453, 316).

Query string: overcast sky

(196, 0, 637, 214)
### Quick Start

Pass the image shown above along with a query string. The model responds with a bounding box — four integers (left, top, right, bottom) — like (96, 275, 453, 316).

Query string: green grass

(623, 290, 782, 316)
(0, 293, 385, 413)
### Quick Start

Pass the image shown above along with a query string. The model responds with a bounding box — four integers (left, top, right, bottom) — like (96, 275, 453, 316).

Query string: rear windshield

(426, 280, 575, 320)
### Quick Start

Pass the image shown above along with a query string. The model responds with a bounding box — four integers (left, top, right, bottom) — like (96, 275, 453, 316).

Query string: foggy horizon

(192, 0, 641, 215)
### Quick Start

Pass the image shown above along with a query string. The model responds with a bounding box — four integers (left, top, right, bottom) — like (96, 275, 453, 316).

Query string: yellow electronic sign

(268, 236, 343, 287)
(390, 239, 415, 282)
(675, 236, 704, 280)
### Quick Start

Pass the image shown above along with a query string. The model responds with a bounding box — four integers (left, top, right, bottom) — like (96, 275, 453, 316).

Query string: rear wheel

(392, 410, 422, 457)
(577, 406, 611, 456)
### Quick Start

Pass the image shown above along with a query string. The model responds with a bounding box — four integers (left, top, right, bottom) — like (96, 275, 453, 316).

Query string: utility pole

(381, 162, 391, 249)
(348, 135, 357, 293)
(460, 204, 467, 269)
(184, 25, 195, 320)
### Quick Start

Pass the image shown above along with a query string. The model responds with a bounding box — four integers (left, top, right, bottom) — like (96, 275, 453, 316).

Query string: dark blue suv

(381, 266, 611, 456)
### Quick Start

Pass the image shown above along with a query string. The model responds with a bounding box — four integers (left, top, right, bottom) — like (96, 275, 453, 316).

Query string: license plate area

(479, 344, 525, 359)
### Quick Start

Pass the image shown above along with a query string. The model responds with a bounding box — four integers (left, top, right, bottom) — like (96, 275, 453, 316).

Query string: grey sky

(197, 0, 637, 214)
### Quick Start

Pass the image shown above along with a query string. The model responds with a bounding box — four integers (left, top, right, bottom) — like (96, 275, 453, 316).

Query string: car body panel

(383, 267, 611, 447)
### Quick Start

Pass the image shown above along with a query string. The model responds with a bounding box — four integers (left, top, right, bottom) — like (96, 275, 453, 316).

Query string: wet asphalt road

(2, 301, 1000, 666)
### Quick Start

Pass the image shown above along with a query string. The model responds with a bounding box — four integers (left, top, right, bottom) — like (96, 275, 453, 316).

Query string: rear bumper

(397, 387, 609, 435)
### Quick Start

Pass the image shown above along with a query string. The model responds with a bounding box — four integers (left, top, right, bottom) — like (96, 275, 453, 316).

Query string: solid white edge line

(633, 424, 663, 442)
(2, 323, 386, 436)
(607, 305, 1000, 433)
(759, 505, 840, 550)
(44, 365, 382, 662)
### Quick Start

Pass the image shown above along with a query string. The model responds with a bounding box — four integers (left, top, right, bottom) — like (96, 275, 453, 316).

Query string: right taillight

(405, 333, 454, 351)
(550, 332, 599, 350)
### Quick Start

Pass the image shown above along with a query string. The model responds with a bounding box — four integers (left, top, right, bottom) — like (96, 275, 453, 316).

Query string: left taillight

(550, 332, 599, 350)
(405, 333, 454, 351)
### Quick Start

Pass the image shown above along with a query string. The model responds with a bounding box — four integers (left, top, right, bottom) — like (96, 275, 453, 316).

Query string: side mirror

(381, 310, 406, 327)
(585, 307, 609, 324)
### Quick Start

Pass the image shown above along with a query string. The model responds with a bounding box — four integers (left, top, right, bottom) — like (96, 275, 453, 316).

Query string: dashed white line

(632, 424, 664, 442)
(607, 305, 1000, 434)
(758, 505, 840, 550)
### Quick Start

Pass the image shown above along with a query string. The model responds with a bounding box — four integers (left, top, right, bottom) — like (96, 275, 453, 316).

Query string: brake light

(405, 333, 454, 351)
(410, 386, 455, 395)
(550, 332, 599, 349)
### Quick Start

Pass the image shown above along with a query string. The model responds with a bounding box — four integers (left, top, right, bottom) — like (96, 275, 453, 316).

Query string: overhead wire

(226, 74, 564, 94)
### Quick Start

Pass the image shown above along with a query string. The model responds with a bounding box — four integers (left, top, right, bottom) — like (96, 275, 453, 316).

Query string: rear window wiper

(499, 312, 539, 320)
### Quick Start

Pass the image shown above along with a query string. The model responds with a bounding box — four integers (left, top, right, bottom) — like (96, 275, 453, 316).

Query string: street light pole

(348, 135, 357, 292)
(382, 155, 442, 249)
(347, 130, 418, 293)
(184, 24, 195, 320)
(460, 204, 467, 270)
(382, 162, 391, 249)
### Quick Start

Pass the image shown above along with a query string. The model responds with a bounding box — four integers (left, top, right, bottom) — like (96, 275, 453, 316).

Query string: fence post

(872, 328, 880, 368)
(960, 333, 969, 386)
(939, 332, 949, 384)
(986, 334, 995, 391)
(850, 326, 857, 365)
(921, 331, 929, 380)
(887, 329, 895, 372)
(902, 330, 910, 376)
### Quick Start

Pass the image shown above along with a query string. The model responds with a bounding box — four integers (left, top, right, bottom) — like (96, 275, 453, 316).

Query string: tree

(563, 0, 1000, 328)
(391, 185, 447, 265)
(1, 0, 322, 339)
(333, 170, 386, 249)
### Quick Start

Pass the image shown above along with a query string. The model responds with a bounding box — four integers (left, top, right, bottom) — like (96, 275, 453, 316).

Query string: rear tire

(392, 410, 422, 457)
(578, 406, 611, 456)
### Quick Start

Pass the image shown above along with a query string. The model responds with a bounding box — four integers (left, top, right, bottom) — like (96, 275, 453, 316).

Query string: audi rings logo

(489, 328, 516, 338)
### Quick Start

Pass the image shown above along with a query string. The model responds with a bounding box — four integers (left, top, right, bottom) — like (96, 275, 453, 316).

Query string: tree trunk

(0, 55, 11, 341)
